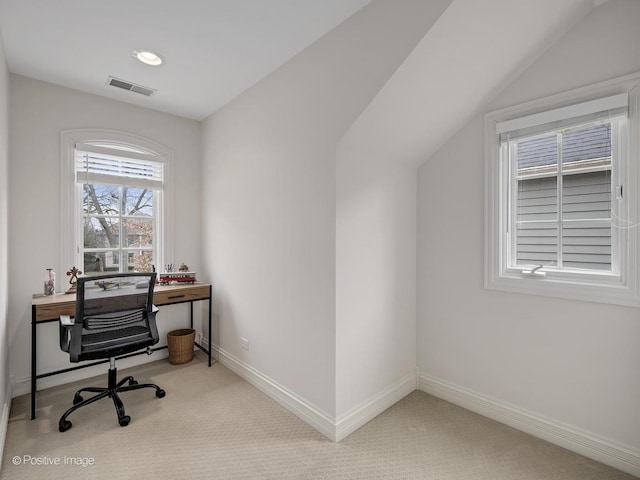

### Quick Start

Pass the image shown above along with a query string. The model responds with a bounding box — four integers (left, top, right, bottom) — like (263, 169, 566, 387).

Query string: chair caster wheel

(156, 389, 166, 398)
(59, 420, 72, 432)
(119, 415, 131, 427)
(73, 394, 83, 405)
(129, 379, 138, 386)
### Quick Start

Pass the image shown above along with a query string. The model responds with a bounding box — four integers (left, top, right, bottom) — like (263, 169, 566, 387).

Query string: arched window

(61, 130, 173, 275)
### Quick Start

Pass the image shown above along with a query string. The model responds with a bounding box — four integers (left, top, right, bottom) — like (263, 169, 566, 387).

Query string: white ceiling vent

(107, 76, 156, 97)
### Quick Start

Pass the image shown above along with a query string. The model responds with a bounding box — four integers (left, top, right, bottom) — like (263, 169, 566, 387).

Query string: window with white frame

(61, 130, 172, 276)
(485, 74, 640, 306)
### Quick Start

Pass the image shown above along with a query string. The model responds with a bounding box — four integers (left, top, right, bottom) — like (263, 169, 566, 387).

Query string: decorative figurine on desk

(65, 266, 82, 294)
(178, 263, 189, 272)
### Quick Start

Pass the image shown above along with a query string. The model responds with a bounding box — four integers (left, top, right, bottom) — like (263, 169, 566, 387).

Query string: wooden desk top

(32, 282, 211, 322)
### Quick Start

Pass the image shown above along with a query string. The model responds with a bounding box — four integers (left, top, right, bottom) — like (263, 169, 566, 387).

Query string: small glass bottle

(44, 268, 55, 296)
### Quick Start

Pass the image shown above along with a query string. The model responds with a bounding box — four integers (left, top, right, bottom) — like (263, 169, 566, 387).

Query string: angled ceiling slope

(341, 0, 597, 167)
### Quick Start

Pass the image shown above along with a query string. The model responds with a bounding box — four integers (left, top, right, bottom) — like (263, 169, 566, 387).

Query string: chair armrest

(59, 315, 74, 352)
(148, 305, 160, 343)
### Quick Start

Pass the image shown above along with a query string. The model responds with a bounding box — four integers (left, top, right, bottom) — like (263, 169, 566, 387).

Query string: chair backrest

(65, 272, 158, 362)
(76, 272, 156, 327)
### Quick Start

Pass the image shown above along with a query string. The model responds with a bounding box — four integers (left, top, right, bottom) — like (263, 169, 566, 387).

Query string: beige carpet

(1, 353, 635, 479)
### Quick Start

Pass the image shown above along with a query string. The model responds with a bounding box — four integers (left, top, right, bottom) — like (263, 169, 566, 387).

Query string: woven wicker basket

(167, 328, 196, 365)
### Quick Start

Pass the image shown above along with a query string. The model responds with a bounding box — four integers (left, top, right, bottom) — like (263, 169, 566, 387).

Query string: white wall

(334, 0, 456, 422)
(417, 0, 640, 453)
(333, 0, 589, 422)
(335, 146, 417, 418)
(201, 0, 443, 421)
(0, 27, 11, 458)
(8, 75, 201, 396)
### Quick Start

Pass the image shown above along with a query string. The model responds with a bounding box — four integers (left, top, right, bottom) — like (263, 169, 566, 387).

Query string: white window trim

(60, 129, 174, 275)
(485, 72, 640, 307)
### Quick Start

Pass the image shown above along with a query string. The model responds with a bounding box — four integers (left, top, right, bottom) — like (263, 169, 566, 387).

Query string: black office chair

(58, 272, 166, 432)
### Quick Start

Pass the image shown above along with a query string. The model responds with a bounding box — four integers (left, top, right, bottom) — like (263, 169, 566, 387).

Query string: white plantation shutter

(75, 143, 164, 189)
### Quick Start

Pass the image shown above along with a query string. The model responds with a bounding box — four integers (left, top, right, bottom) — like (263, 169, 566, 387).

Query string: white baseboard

(213, 345, 416, 442)
(213, 345, 337, 440)
(335, 371, 416, 441)
(418, 372, 640, 478)
(1, 377, 14, 470)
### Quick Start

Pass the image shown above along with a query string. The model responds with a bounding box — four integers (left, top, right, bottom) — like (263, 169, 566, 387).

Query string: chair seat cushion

(82, 325, 152, 352)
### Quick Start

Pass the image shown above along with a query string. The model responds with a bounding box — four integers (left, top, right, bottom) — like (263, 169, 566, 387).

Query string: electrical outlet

(240, 337, 249, 351)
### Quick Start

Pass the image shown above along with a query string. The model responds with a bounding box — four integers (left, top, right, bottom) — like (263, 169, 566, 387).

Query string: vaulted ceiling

(0, 0, 599, 129)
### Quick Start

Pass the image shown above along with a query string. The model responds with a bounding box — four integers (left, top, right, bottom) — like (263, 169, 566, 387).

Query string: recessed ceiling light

(133, 49, 163, 66)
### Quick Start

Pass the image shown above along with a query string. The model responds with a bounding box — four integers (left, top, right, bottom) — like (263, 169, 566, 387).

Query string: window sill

(485, 271, 640, 307)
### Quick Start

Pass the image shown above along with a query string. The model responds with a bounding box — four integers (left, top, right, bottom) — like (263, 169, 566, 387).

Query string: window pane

(562, 123, 611, 169)
(83, 251, 120, 275)
(515, 134, 559, 267)
(517, 176, 558, 222)
(123, 218, 153, 248)
(81, 183, 154, 273)
(562, 224, 611, 271)
(516, 224, 558, 267)
(83, 184, 120, 215)
(516, 134, 558, 222)
(84, 217, 120, 249)
(123, 187, 153, 216)
(562, 171, 611, 221)
(559, 122, 612, 272)
(517, 134, 557, 173)
(125, 250, 154, 272)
